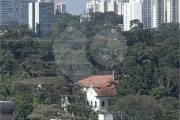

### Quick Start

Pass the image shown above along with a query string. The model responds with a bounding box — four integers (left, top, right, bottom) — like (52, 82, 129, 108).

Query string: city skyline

(54, 0, 123, 15)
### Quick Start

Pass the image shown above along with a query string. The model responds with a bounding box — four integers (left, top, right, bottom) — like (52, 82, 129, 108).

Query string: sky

(54, 0, 91, 15)
(54, 0, 123, 15)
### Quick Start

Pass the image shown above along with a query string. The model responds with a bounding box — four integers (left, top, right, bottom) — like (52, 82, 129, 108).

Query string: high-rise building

(86, 0, 123, 15)
(151, 0, 165, 28)
(0, 0, 16, 25)
(99, 0, 107, 13)
(56, 2, 66, 14)
(0, 0, 36, 25)
(28, 0, 54, 37)
(142, 0, 152, 28)
(116, 0, 124, 15)
(164, 0, 179, 23)
(178, 0, 180, 23)
(86, 0, 99, 13)
(15, 0, 37, 24)
(123, 0, 142, 31)
(108, 0, 117, 13)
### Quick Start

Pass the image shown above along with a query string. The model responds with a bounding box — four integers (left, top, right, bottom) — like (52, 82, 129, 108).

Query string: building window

(95, 101, 97, 107)
(101, 101, 105, 107)
(91, 101, 93, 106)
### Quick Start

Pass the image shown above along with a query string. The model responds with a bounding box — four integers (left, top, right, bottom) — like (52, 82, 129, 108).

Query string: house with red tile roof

(77, 75, 117, 111)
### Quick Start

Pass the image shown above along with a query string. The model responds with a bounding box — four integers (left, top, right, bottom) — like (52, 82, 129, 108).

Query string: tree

(13, 91, 34, 120)
(0, 74, 15, 100)
(130, 19, 143, 30)
(0, 50, 15, 74)
(110, 95, 163, 120)
(160, 97, 180, 120)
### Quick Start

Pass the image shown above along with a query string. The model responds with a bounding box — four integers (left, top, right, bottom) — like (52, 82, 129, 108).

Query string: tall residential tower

(56, 2, 66, 14)
(123, 0, 142, 31)
(0, 0, 15, 25)
(0, 0, 36, 25)
(28, 0, 54, 37)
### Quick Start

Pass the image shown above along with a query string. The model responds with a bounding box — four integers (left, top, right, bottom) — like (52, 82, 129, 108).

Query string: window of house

(95, 101, 97, 107)
(91, 101, 93, 106)
(101, 101, 105, 107)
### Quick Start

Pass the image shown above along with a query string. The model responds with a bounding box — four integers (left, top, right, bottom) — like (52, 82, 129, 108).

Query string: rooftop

(0, 101, 16, 110)
(77, 75, 117, 97)
(77, 75, 113, 88)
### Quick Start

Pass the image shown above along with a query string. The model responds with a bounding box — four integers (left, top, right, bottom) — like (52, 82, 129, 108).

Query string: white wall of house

(98, 113, 113, 120)
(86, 87, 112, 111)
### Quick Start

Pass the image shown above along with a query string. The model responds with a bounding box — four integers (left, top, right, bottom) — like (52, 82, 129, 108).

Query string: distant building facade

(87, 0, 99, 13)
(56, 2, 66, 15)
(80, 12, 91, 23)
(108, 0, 117, 13)
(0, 0, 36, 25)
(0, 101, 16, 120)
(86, 0, 123, 15)
(28, 0, 54, 37)
(142, 0, 152, 28)
(99, 0, 107, 13)
(123, 0, 142, 31)
(0, 0, 15, 25)
(164, 0, 179, 23)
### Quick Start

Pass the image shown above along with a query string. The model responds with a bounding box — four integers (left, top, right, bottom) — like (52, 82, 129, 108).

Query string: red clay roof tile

(77, 75, 113, 87)
(77, 75, 117, 97)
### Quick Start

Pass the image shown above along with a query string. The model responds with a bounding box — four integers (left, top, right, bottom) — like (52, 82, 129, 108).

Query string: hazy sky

(54, 0, 91, 15)
(54, 0, 123, 15)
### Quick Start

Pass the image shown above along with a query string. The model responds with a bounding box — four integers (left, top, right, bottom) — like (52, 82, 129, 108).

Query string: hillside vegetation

(0, 12, 179, 120)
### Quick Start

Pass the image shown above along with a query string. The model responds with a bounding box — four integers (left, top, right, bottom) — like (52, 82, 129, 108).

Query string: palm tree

(17, 63, 31, 79)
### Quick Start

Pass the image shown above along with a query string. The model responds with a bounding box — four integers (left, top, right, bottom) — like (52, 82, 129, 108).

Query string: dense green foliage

(0, 13, 179, 120)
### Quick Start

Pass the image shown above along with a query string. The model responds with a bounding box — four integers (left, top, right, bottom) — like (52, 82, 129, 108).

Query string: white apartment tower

(151, 0, 179, 27)
(164, 0, 179, 23)
(108, 0, 117, 13)
(28, 0, 54, 37)
(56, 2, 66, 14)
(123, 0, 142, 31)
(86, 0, 123, 15)
(116, 1, 124, 15)
(99, 0, 107, 13)
(108, 0, 123, 15)
(87, 0, 99, 13)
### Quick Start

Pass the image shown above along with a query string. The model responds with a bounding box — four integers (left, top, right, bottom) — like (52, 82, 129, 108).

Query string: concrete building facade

(142, 0, 152, 28)
(28, 0, 54, 37)
(86, 0, 123, 15)
(108, 0, 117, 13)
(99, 0, 107, 13)
(0, 0, 36, 25)
(15, 0, 37, 24)
(164, 0, 179, 23)
(123, 0, 142, 31)
(0, 101, 16, 120)
(87, 0, 99, 13)
(56, 2, 66, 14)
(0, 0, 15, 25)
